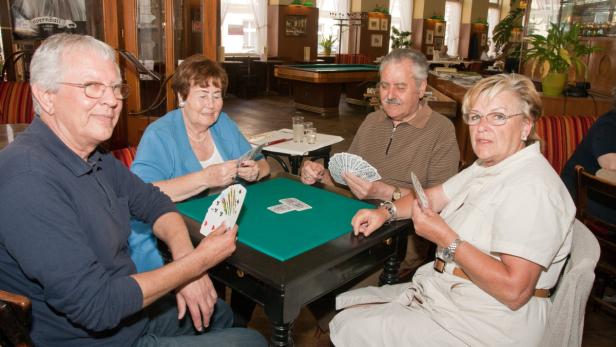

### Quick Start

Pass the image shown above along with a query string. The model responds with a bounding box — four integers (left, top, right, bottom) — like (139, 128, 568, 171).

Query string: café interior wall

(462, 0, 489, 23)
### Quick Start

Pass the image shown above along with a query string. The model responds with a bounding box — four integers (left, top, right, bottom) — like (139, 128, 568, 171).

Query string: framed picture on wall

(371, 34, 383, 47)
(11, 0, 88, 40)
(435, 22, 445, 37)
(425, 30, 434, 44)
(380, 18, 389, 31)
(434, 37, 444, 51)
(481, 33, 487, 46)
(426, 46, 434, 56)
(285, 15, 307, 36)
(368, 18, 379, 31)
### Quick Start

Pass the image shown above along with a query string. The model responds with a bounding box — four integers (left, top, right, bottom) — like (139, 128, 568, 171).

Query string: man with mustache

(300, 48, 459, 330)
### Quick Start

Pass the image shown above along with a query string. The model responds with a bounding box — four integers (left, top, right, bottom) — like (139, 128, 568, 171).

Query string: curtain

(389, 0, 412, 32)
(249, 0, 268, 57)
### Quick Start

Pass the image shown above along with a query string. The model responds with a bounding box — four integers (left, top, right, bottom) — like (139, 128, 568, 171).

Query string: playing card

(411, 172, 429, 209)
(279, 198, 312, 211)
(200, 184, 247, 236)
(328, 152, 381, 185)
(238, 142, 266, 165)
(267, 203, 295, 214)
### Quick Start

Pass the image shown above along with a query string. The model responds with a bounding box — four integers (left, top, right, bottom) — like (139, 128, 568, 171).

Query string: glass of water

(292, 115, 305, 143)
(305, 127, 317, 144)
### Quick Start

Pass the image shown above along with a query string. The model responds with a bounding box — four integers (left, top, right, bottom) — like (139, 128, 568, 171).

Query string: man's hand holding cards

(200, 184, 246, 236)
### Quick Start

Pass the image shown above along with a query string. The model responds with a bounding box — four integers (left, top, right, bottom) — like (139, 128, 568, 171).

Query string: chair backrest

(0, 289, 33, 347)
(0, 81, 34, 124)
(535, 115, 598, 175)
(575, 165, 616, 234)
(539, 219, 600, 347)
(111, 146, 137, 168)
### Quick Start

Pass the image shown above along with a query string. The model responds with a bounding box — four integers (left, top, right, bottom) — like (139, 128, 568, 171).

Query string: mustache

(384, 98, 401, 105)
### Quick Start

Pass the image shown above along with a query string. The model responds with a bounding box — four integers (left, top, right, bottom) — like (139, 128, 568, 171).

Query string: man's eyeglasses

(60, 82, 130, 100)
(462, 112, 524, 126)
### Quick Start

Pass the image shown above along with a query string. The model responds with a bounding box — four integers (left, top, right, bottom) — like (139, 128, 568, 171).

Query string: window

(221, 0, 267, 54)
(444, 0, 462, 57)
(316, 0, 349, 55)
(389, 0, 413, 49)
(487, 2, 501, 56)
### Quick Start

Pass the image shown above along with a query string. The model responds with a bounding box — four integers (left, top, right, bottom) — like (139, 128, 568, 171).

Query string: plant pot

(541, 72, 567, 97)
(323, 47, 332, 56)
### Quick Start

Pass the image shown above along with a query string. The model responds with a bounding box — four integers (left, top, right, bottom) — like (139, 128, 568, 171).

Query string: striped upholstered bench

(0, 81, 34, 124)
(535, 115, 599, 175)
(111, 146, 137, 168)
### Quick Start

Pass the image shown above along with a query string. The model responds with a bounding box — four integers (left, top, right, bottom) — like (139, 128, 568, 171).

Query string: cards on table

(200, 184, 246, 236)
(328, 152, 381, 186)
(411, 172, 429, 209)
(267, 197, 312, 214)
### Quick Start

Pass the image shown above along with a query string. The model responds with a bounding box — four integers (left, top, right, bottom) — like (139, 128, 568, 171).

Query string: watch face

(442, 247, 453, 262)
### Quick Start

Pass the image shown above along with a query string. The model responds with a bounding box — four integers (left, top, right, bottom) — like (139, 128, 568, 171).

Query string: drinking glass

(306, 127, 317, 144)
(292, 115, 305, 143)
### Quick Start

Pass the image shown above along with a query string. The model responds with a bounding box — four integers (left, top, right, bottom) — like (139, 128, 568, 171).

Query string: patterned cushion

(111, 147, 137, 168)
(0, 81, 34, 124)
(535, 115, 598, 175)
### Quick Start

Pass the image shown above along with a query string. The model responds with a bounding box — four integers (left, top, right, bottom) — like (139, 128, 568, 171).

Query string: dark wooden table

(0, 124, 28, 150)
(181, 174, 409, 346)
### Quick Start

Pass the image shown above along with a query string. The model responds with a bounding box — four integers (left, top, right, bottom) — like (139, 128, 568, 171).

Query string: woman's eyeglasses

(462, 112, 524, 126)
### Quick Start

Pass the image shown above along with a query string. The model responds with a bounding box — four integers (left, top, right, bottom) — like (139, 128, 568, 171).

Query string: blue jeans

(134, 295, 267, 347)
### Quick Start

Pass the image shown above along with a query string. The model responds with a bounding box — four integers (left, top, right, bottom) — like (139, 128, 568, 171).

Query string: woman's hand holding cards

(237, 159, 259, 181)
(202, 161, 238, 188)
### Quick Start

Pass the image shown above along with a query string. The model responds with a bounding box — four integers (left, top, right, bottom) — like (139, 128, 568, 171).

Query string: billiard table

(274, 64, 379, 115)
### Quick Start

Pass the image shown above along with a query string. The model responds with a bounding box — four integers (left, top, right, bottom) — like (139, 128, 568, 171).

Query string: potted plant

(492, 7, 524, 70)
(320, 34, 337, 56)
(390, 27, 412, 49)
(524, 22, 599, 96)
(373, 5, 389, 15)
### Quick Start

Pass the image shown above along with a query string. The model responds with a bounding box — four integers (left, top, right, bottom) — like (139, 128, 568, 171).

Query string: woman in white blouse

(330, 74, 575, 346)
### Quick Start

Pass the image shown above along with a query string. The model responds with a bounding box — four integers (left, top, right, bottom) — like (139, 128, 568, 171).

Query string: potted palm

(390, 27, 412, 49)
(524, 23, 599, 96)
(320, 34, 337, 56)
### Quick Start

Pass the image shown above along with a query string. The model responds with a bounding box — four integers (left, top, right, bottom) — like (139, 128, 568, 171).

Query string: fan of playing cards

(200, 184, 246, 236)
(328, 152, 381, 186)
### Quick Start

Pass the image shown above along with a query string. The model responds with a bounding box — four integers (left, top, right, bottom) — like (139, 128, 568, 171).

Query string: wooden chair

(575, 165, 616, 312)
(0, 290, 33, 347)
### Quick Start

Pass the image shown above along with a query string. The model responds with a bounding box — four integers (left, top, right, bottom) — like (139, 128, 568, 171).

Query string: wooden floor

(222, 94, 616, 346)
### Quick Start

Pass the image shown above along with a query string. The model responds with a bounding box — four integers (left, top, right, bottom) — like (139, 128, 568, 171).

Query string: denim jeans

(134, 295, 267, 347)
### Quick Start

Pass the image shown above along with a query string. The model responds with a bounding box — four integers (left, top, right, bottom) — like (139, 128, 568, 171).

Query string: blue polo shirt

(0, 117, 177, 346)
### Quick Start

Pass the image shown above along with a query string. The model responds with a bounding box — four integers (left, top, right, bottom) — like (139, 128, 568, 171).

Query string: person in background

(330, 73, 574, 346)
(561, 87, 616, 226)
(129, 54, 270, 272)
(0, 33, 266, 346)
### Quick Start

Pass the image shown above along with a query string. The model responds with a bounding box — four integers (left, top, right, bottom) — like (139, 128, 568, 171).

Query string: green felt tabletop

(286, 64, 379, 72)
(177, 177, 373, 261)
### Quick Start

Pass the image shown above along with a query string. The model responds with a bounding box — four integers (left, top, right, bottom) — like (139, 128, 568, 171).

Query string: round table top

(0, 123, 29, 150)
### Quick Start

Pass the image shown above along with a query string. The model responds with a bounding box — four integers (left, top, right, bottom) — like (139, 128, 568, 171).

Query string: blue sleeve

(131, 128, 175, 183)
(0, 171, 143, 332)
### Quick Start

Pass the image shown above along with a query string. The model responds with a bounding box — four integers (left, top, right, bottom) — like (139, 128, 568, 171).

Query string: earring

(178, 100, 185, 108)
(521, 134, 528, 141)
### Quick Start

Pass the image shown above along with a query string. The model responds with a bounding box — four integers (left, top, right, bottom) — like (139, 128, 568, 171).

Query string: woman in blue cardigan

(129, 55, 270, 273)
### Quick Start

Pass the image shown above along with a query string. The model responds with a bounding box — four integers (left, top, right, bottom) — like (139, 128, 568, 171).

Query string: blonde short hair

(462, 73, 543, 145)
